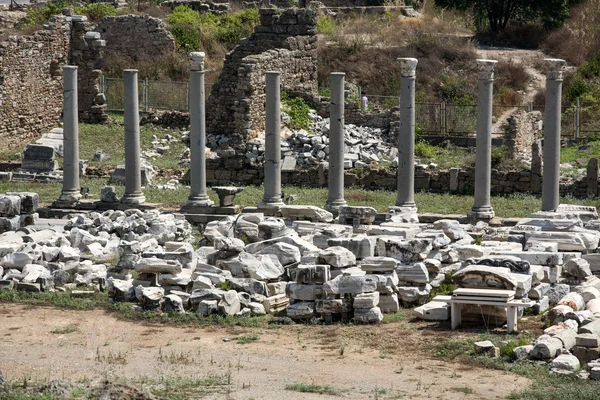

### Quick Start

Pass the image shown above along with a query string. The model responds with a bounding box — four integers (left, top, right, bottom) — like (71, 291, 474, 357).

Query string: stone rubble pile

(0, 192, 40, 233)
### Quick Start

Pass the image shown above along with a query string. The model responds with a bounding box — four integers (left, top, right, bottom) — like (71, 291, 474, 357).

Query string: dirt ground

(0, 304, 531, 399)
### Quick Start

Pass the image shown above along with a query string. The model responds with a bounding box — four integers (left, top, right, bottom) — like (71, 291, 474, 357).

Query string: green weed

(285, 383, 339, 395)
(237, 333, 260, 344)
(50, 324, 79, 334)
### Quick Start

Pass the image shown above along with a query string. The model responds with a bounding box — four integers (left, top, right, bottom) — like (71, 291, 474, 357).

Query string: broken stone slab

(555, 328, 578, 350)
(0, 252, 36, 269)
(580, 320, 600, 336)
(280, 205, 333, 223)
(433, 219, 466, 240)
(338, 206, 377, 225)
(16, 282, 41, 292)
(487, 251, 562, 266)
(99, 186, 119, 203)
(474, 340, 499, 357)
(196, 300, 219, 316)
(514, 345, 534, 360)
(317, 246, 356, 268)
(587, 299, 600, 314)
(550, 354, 580, 372)
(353, 292, 379, 308)
(353, 306, 383, 324)
(556, 204, 599, 221)
(135, 258, 182, 274)
(547, 284, 571, 305)
(375, 237, 432, 262)
(323, 274, 378, 295)
(413, 296, 451, 321)
(21, 144, 57, 172)
(454, 245, 491, 261)
(378, 293, 400, 313)
(286, 301, 315, 319)
(136, 286, 164, 310)
(0, 216, 20, 233)
(286, 282, 318, 301)
(415, 231, 451, 249)
(516, 218, 584, 231)
(367, 224, 420, 239)
(258, 217, 293, 240)
(162, 294, 185, 313)
(290, 264, 330, 285)
(563, 258, 592, 279)
(529, 283, 551, 300)
(218, 253, 284, 281)
(397, 284, 431, 304)
(245, 235, 319, 256)
(5, 192, 38, 214)
(327, 236, 376, 260)
(109, 164, 155, 186)
(316, 298, 351, 314)
(573, 345, 600, 364)
(192, 275, 215, 290)
(218, 290, 241, 316)
(526, 231, 600, 252)
(267, 281, 287, 297)
(452, 265, 517, 290)
(312, 225, 354, 248)
(511, 273, 532, 298)
(386, 207, 419, 224)
(396, 262, 429, 284)
(582, 254, 600, 273)
(360, 257, 397, 273)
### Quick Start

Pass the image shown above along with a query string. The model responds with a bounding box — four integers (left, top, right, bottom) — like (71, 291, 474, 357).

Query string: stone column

(468, 59, 497, 220)
(183, 52, 213, 209)
(326, 72, 347, 211)
(542, 59, 566, 212)
(393, 58, 418, 212)
(54, 66, 82, 208)
(121, 69, 146, 205)
(258, 71, 285, 209)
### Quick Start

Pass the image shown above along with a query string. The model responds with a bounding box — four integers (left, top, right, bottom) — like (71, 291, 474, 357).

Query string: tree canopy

(434, 0, 582, 33)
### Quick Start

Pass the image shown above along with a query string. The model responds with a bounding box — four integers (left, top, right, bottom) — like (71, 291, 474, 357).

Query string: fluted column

(54, 66, 81, 208)
(542, 59, 566, 212)
(121, 69, 145, 204)
(258, 71, 285, 209)
(325, 72, 347, 212)
(183, 52, 213, 208)
(468, 59, 497, 220)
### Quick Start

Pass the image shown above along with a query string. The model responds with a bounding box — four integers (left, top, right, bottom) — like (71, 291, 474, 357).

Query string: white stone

(550, 354, 580, 371)
(353, 292, 380, 308)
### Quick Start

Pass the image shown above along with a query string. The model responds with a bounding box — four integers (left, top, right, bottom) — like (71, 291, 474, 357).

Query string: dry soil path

(0, 304, 531, 399)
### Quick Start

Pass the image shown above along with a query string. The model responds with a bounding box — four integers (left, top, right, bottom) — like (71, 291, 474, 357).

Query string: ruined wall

(95, 15, 175, 61)
(0, 16, 70, 146)
(206, 8, 318, 147)
(504, 110, 543, 165)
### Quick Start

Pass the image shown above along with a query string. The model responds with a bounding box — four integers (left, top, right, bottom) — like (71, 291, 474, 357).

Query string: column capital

(544, 58, 566, 80)
(397, 58, 418, 77)
(476, 59, 497, 80)
(190, 52, 205, 72)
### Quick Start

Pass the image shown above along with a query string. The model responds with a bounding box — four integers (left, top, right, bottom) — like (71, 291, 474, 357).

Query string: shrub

(317, 16, 337, 37)
(415, 139, 437, 159)
(491, 146, 506, 167)
(166, 6, 259, 53)
(76, 3, 118, 23)
(20, 0, 67, 27)
(282, 93, 313, 131)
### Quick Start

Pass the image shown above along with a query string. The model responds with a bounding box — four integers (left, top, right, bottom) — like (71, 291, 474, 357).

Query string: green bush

(20, 0, 67, 26)
(76, 3, 118, 23)
(317, 16, 337, 37)
(282, 93, 313, 131)
(166, 6, 259, 53)
(415, 139, 437, 159)
(491, 146, 506, 167)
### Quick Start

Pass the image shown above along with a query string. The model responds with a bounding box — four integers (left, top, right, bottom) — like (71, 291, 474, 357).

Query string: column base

(183, 196, 214, 208)
(121, 192, 146, 205)
(52, 190, 82, 208)
(387, 205, 419, 223)
(325, 199, 347, 213)
(257, 200, 285, 210)
(468, 206, 495, 220)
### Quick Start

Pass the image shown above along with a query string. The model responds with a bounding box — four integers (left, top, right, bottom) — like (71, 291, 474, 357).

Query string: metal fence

(101, 77, 212, 112)
(100, 78, 600, 139)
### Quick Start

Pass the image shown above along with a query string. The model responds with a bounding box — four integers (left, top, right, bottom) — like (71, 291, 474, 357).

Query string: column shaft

(326, 72, 347, 211)
(184, 52, 213, 208)
(121, 69, 145, 204)
(542, 59, 565, 212)
(55, 66, 81, 207)
(258, 71, 284, 209)
(469, 59, 497, 220)
(395, 62, 417, 209)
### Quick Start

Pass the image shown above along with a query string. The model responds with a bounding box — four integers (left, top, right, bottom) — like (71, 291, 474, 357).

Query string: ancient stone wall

(504, 110, 543, 165)
(0, 16, 70, 147)
(206, 7, 318, 147)
(95, 15, 175, 61)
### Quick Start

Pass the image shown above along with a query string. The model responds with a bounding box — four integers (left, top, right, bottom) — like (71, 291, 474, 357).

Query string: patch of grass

(451, 386, 474, 394)
(237, 333, 260, 344)
(381, 310, 408, 324)
(428, 271, 456, 300)
(51, 324, 80, 334)
(0, 290, 108, 310)
(285, 383, 339, 395)
(95, 348, 128, 364)
(508, 376, 600, 400)
(157, 347, 195, 364)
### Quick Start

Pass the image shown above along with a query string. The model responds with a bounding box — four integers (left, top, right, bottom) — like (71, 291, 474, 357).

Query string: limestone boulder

(318, 246, 356, 268)
(257, 242, 301, 266)
(452, 266, 517, 290)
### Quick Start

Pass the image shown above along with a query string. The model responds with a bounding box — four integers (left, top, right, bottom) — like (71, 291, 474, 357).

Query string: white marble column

(326, 72, 347, 212)
(54, 66, 81, 208)
(258, 71, 285, 209)
(542, 59, 566, 212)
(121, 69, 146, 204)
(183, 52, 213, 208)
(468, 59, 497, 220)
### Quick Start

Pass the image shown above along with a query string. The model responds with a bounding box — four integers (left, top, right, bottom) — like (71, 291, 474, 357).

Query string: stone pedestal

(326, 72, 348, 212)
(183, 52, 213, 209)
(541, 59, 566, 212)
(258, 71, 285, 210)
(468, 59, 497, 220)
(120, 69, 146, 205)
(53, 66, 81, 208)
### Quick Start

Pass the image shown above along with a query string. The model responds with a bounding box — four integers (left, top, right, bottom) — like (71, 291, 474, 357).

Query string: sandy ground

(0, 304, 531, 399)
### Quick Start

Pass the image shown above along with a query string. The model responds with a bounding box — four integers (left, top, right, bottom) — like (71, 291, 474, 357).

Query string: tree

(434, 0, 582, 34)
